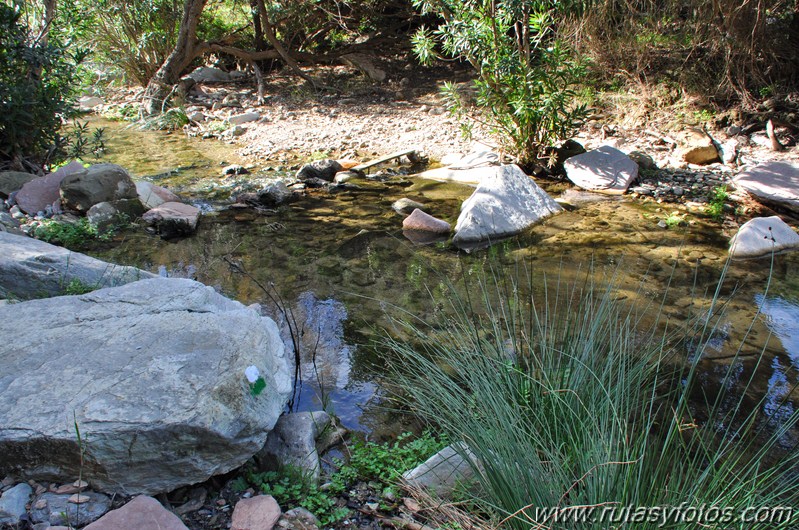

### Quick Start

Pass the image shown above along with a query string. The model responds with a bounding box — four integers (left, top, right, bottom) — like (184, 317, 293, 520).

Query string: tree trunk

(142, 0, 208, 115)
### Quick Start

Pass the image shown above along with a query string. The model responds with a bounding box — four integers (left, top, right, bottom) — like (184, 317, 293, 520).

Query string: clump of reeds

(385, 258, 799, 529)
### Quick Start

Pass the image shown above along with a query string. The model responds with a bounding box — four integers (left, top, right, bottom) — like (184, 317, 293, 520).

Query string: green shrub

(0, 4, 87, 171)
(706, 185, 730, 222)
(235, 431, 445, 526)
(385, 262, 799, 528)
(412, 0, 588, 169)
(32, 218, 106, 249)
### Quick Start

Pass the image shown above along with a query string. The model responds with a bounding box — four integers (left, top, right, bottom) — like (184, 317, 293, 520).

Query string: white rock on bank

(729, 216, 799, 259)
(733, 161, 799, 213)
(563, 145, 639, 195)
(452, 165, 561, 246)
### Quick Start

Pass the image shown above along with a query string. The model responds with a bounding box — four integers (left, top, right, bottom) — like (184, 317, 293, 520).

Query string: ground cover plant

(385, 258, 799, 528)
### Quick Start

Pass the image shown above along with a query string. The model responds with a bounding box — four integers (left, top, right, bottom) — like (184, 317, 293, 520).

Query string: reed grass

(384, 257, 799, 529)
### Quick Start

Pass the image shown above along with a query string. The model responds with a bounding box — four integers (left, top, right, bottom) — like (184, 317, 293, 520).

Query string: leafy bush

(412, 0, 588, 169)
(0, 4, 86, 171)
(32, 218, 105, 249)
(385, 262, 799, 528)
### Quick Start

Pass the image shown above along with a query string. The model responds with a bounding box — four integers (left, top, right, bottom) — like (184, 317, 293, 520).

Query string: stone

(341, 53, 386, 83)
(186, 66, 231, 83)
(402, 209, 450, 234)
(401, 444, 476, 499)
(728, 216, 799, 259)
(78, 96, 104, 111)
(229, 112, 261, 125)
(84, 496, 189, 530)
(16, 161, 86, 215)
(721, 138, 739, 165)
(0, 171, 37, 198)
(278, 507, 320, 530)
(563, 146, 639, 195)
(733, 161, 799, 213)
(60, 163, 139, 213)
(680, 130, 720, 165)
(256, 412, 331, 481)
(418, 150, 500, 185)
(0, 231, 155, 299)
(231, 495, 281, 530)
(224, 165, 249, 176)
(136, 181, 181, 210)
(30, 491, 111, 527)
(452, 165, 561, 246)
(142, 201, 201, 238)
(0, 483, 32, 525)
(257, 181, 293, 207)
(295, 159, 343, 182)
(628, 151, 657, 171)
(87, 199, 145, 232)
(392, 198, 427, 215)
(0, 278, 292, 495)
(188, 111, 206, 122)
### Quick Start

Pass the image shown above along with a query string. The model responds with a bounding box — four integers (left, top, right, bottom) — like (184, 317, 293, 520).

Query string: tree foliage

(412, 0, 588, 168)
(0, 3, 86, 170)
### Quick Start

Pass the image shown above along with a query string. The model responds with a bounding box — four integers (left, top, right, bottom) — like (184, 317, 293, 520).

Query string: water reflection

(261, 291, 377, 431)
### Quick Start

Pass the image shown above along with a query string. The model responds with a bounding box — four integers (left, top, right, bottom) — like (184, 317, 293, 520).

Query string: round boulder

(60, 163, 138, 213)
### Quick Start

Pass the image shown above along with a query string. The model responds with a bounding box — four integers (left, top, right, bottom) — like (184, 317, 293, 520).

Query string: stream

(83, 118, 799, 442)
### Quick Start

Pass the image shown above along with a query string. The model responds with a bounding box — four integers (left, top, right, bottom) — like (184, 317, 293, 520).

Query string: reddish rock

(402, 208, 450, 234)
(84, 496, 189, 530)
(231, 495, 281, 530)
(136, 181, 181, 209)
(142, 201, 201, 238)
(16, 161, 85, 214)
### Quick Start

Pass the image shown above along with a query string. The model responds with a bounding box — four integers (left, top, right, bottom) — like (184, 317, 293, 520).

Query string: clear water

(83, 119, 799, 440)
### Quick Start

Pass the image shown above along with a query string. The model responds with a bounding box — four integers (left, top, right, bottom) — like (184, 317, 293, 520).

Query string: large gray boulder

(733, 161, 799, 213)
(563, 146, 639, 195)
(728, 216, 799, 259)
(452, 165, 561, 246)
(0, 232, 155, 299)
(0, 278, 292, 495)
(16, 161, 86, 215)
(60, 163, 139, 213)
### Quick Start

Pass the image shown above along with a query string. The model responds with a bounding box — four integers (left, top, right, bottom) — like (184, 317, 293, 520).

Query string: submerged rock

(563, 146, 638, 195)
(733, 161, 799, 213)
(0, 232, 155, 299)
(0, 278, 292, 495)
(402, 208, 450, 233)
(142, 201, 201, 238)
(136, 181, 181, 210)
(728, 216, 799, 259)
(296, 159, 343, 182)
(392, 198, 427, 215)
(452, 165, 561, 246)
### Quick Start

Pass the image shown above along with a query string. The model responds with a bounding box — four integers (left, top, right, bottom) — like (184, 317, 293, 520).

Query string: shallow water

(85, 119, 799, 440)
